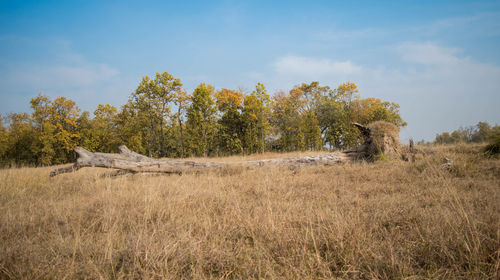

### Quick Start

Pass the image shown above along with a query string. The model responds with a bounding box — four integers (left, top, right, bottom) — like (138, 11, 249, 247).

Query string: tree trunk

(50, 145, 355, 177)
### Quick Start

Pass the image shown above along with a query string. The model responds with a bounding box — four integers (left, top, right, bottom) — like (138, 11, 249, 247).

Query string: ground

(0, 144, 499, 279)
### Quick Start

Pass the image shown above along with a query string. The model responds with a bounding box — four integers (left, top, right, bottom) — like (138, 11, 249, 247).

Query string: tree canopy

(0, 73, 408, 166)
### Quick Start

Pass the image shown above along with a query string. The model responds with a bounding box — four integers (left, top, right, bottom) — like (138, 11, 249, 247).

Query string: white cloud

(264, 43, 500, 141)
(273, 55, 362, 79)
(397, 42, 463, 65)
(392, 42, 500, 94)
(366, 43, 500, 140)
(12, 63, 120, 90)
(0, 37, 131, 114)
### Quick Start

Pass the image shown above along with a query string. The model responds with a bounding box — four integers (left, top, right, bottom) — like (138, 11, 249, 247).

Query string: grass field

(0, 144, 499, 279)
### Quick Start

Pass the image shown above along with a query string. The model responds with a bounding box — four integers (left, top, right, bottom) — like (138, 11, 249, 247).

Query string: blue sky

(1, 0, 499, 140)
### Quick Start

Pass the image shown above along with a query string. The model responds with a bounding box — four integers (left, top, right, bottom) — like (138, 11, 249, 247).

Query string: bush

(483, 132, 500, 157)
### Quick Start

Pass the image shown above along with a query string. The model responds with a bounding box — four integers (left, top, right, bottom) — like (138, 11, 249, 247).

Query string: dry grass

(0, 144, 499, 279)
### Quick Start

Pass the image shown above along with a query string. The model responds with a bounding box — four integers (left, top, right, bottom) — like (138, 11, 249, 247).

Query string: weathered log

(50, 145, 353, 177)
(50, 123, 388, 177)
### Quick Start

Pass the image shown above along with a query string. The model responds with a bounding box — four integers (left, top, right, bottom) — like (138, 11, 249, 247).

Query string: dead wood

(50, 122, 396, 177)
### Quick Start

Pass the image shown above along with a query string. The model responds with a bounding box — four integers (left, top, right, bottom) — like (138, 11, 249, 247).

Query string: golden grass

(0, 144, 499, 279)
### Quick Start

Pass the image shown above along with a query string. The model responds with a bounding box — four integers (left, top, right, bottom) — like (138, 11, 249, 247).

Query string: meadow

(0, 144, 498, 279)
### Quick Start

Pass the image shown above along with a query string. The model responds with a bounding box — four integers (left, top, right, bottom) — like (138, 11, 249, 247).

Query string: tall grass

(0, 144, 498, 279)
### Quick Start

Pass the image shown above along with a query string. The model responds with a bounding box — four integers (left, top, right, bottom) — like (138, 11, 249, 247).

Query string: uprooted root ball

(366, 121, 401, 159)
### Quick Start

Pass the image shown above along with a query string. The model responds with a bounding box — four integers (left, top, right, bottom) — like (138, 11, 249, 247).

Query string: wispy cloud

(397, 42, 463, 65)
(273, 56, 362, 79)
(9, 62, 120, 89)
(0, 37, 132, 114)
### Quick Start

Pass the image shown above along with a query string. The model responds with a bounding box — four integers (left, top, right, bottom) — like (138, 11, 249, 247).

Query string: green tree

(76, 111, 94, 150)
(271, 90, 303, 151)
(272, 83, 326, 151)
(131, 72, 182, 157)
(5, 113, 36, 164)
(434, 132, 454, 144)
(242, 84, 271, 154)
(172, 90, 190, 158)
(29, 94, 56, 164)
(116, 103, 146, 155)
(242, 94, 261, 154)
(300, 110, 323, 150)
(251, 82, 271, 153)
(471, 122, 492, 143)
(89, 104, 119, 152)
(315, 94, 357, 149)
(0, 115, 8, 164)
(186, 83, 217, 157)
(215, 88, 244, 155)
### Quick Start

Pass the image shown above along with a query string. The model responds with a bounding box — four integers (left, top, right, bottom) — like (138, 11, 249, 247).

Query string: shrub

(483, 132, 500, 157)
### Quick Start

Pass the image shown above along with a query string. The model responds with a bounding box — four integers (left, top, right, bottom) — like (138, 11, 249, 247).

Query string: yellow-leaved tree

(30, 94, 81, 164)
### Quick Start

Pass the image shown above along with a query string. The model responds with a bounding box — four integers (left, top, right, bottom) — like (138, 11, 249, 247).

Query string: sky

(1, 0, 499, 141)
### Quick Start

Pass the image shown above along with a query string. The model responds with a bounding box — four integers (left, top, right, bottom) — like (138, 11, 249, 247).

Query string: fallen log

(50, 146, 353, 177)
(50, 122, 400, 177)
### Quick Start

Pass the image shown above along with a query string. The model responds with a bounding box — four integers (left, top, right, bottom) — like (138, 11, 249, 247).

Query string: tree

(471, 122, 492, 143)
(251, 82, 272, 153)
(5, 113, 36, 164)
(435, 132, 456, 144)
(0, 115, 8, 164)
(172, 90, 190, 157)
(352, 97, 406, 127)
(29, 94, 56, 164)
(242, 94, 260, 154)
(272, 82, 327, 151)
(76, 111, 94, 150)
(89, 104, 119, 153)
(186, 83, 217, 157)
(315, 94, 357, 149)
(48, 96, 81, 163)
(271, 90, 304, 151)
(215, 88, 244, 155)
(131, 72, 182, 157)
(300, 110, 322, 150)
(115, 102, 146, 155)
(28, 94, 81, 164)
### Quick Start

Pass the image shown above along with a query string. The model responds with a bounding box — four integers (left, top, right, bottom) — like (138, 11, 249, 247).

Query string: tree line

(0, 71, 406, 166)
(434, 122, 500, 145)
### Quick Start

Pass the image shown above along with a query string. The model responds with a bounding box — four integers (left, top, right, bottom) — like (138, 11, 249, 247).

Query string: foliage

(215, 89, 244, 155)
(242, 83, 271, 153)
(0, 74, 408, 165)
(186, 83, 217, 157)
(131, 72, 182, 157)
(483, 131, 500, 157)
(352, 97, 406, 127)
(28, 94, 81, 165)
(0, 115, 9, 164)
(87, 104, 119, 153)
(434, 121, 500, 144)
(172, 90, 190, 158)
(4, 113, 36, 165)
